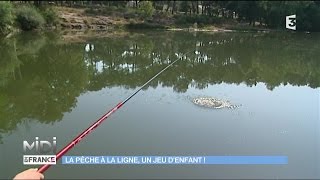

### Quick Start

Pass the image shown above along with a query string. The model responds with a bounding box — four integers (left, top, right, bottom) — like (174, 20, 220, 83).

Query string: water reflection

(0, 31, 319, 141)
(0, 32, 89, 140)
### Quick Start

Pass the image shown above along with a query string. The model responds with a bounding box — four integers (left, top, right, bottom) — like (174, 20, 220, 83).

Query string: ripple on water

(192, 97, 241, 109)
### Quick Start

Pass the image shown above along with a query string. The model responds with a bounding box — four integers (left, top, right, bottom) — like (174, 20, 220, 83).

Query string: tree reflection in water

(0, 31, 319, 141)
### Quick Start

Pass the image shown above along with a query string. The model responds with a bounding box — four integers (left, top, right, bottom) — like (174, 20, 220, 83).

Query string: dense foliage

(0, 2, 13, 34)
(138, 1, 155, 18)
(0, 3, 58, 33)
(40, 6, 59, 26)
(15, 5, 45, 31)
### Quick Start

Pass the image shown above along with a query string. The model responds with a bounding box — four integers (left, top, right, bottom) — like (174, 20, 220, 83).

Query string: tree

(138, 1, 155, 18)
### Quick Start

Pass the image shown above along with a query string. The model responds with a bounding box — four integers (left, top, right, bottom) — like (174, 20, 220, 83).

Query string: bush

(123, 8, 139, 19)
(15, 5, 45, 31)
(0, 2, 13, 33)
(40, 7, 59, 26)
(138, 1, 155, 18)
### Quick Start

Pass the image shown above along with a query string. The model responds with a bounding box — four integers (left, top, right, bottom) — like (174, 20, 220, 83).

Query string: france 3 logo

(23, 137, 57, 165)
(286, 14, 296, 30)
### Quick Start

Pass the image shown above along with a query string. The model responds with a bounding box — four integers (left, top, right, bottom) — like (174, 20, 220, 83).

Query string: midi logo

(23, 137, 57, 165)
(286, 14, 296, 30)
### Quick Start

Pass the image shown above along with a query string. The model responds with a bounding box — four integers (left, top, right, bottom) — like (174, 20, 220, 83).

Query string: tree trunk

(201, 2, 204, 14)
(172, 0, 176, 14)
(191, 1, 195, 14)
(165, 0, 170, 12)
(196, 1, 199, 14)
(207, 5, 211, 16)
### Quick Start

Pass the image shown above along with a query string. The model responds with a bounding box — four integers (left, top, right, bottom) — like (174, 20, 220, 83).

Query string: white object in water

(85, 44, 90, 52)
(192, 97, 240, 109)
(85, 44, 95, 52)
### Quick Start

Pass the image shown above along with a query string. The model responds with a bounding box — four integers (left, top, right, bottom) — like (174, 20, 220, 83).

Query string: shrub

(40, 7, 59, 26)
(15, 5, 45, 31)
(138, 1, 155, 18)
(0, 2, 13, 33)
(123, 8, 139, 19)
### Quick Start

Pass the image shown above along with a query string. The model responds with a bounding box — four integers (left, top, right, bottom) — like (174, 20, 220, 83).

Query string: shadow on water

(0, 30, 320, 141)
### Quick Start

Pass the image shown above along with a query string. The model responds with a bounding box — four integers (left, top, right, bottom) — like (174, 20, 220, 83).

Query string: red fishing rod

(37, 54, 184, 173)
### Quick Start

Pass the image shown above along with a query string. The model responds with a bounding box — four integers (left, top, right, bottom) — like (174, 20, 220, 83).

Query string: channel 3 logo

(286, 14, 296, 30)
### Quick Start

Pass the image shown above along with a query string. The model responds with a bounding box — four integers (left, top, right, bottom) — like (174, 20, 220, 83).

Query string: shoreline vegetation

(1, 1, 320, 37)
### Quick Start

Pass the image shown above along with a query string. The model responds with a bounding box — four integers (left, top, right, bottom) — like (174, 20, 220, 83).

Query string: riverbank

(55, 6, 272, 33)
(0, 4, 275, 39)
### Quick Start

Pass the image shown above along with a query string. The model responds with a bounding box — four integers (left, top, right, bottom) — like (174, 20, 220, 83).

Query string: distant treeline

(1, 1, 320, 32)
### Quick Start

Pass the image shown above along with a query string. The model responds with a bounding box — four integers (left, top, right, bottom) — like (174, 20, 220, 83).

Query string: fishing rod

(37, 53, 185, 173)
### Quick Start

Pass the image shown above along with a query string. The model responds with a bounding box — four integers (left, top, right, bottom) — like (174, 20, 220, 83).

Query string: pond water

(0, 30, 319, 179)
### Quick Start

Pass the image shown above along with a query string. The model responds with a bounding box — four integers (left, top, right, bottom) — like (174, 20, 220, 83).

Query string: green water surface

(0, 30, 319, 179)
